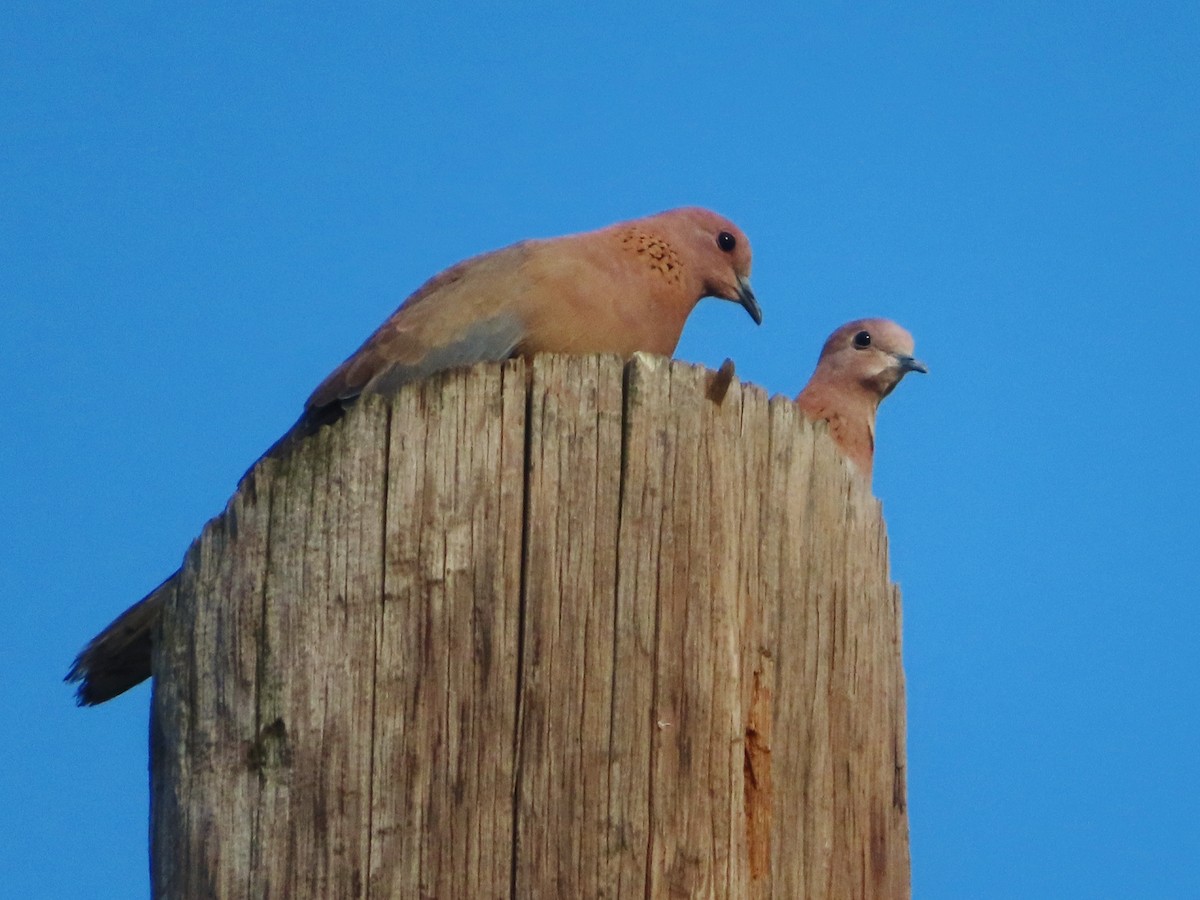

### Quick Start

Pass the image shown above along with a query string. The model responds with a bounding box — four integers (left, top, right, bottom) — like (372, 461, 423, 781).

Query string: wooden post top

(151, 354, 910, 899)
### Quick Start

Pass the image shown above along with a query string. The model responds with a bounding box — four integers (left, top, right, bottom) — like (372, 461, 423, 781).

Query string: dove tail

(66, 575, 172, 705)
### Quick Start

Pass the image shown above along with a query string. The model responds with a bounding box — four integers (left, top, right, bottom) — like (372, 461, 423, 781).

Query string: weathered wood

(514, 353, 626, 895)
(151, 354, 910, 899)
(367, 361, 526, 897)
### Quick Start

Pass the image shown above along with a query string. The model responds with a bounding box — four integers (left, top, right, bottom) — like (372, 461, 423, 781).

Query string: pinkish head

(653, 207, 760, 324)
(811, 318, 927, 401)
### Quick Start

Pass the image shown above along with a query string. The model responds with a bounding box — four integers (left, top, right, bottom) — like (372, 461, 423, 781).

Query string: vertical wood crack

(509, 366, 534, 899)
(364, 402, 392, 899)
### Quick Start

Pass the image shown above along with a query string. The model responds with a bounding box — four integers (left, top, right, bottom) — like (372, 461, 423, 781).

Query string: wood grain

(151, 354, 910, 899)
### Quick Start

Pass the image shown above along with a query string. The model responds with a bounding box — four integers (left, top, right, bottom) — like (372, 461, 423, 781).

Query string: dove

(264, 206, 759, 458)
(796, 318, 926, 481)
(68, 207, 760, 705)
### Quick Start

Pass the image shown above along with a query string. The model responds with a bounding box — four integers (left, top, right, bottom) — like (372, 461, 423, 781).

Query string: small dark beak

(734, 274, 762, 325)
(895, 354, 928, 374)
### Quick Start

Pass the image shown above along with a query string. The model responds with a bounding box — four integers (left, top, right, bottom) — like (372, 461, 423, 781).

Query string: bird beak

(895, 354, 928, 374)
(734, 274, 762, 325)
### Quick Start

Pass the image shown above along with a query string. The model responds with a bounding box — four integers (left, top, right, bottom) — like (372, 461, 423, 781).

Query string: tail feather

(68, 400, 347, 706)
(66, 574, 174, 706)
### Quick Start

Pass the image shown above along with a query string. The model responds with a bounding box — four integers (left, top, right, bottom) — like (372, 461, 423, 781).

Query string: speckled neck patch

(619, 228, 683, 286)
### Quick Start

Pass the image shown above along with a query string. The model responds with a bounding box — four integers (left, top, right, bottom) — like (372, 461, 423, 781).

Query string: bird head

(660, 207, 760, 325)
(812, 318, 927, 402)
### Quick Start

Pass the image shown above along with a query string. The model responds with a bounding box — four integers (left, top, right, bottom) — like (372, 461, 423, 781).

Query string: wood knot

(246, 717, 292, 772)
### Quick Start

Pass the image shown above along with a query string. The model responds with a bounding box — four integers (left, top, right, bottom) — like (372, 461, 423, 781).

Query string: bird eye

(717, 231, 737, 252)
(853, 331, 872, 349)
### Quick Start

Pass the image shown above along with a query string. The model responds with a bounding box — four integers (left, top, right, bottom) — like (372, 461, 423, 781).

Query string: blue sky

(3, 3, 1197, 897)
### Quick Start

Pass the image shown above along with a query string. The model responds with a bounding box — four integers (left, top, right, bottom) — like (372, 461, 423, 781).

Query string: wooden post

(150, 354, 910, 898)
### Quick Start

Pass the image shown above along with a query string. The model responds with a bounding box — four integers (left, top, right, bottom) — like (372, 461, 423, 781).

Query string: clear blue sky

(3, 4, 1197, 897)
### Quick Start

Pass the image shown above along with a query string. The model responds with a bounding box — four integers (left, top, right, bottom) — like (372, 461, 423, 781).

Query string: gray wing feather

(358, 311, 525, 399)
(256, 310, 526, 465)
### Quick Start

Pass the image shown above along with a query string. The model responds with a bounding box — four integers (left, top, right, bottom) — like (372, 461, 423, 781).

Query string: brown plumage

(67, 207, 760, 705)
(795, 318, 926, 481)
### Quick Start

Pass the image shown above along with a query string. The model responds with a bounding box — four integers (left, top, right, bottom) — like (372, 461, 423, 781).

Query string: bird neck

(795, 378, 880, 480)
